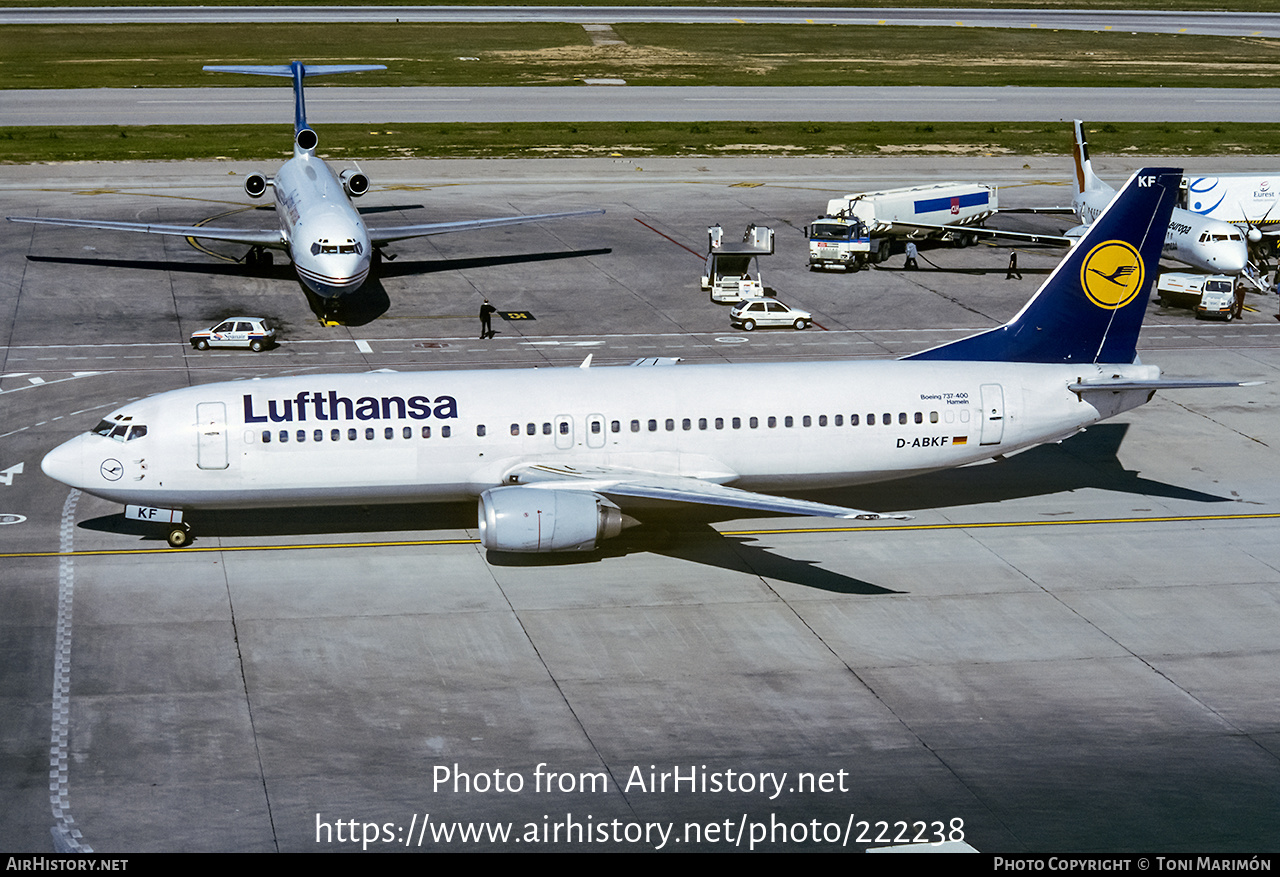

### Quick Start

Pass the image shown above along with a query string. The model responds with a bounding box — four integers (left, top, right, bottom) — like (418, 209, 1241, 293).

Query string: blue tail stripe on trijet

(906, 167, 1181, 365)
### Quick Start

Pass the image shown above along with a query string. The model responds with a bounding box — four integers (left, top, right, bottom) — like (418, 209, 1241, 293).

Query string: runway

(4, 6, 1278, 37)
(7, 86, 1280, 126)
(1, 156, 1278, 852)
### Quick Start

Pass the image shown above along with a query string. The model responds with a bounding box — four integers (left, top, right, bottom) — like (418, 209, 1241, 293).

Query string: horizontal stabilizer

(1069, 379, 1264, 393)
(202, 64, 386, 78)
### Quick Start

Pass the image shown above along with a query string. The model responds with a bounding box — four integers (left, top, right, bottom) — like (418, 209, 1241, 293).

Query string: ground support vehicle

(702, 224, 775, 303)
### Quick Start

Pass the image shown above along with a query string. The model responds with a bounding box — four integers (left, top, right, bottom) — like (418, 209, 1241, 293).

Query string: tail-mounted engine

(340, 169, 370, 198)
(243, 172, 271, 199)
(478, 487, 628, 552)
(295, 128, 319, 152)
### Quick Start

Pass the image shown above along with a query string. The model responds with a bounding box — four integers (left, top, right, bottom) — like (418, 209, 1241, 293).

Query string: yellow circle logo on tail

(1080, 240, 1145, 310)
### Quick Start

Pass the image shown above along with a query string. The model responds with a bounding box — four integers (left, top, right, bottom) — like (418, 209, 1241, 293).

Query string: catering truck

(702, 224, 775, 303)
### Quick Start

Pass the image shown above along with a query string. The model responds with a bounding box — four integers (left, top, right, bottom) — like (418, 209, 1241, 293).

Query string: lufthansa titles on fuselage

(242, 390, 458, 424)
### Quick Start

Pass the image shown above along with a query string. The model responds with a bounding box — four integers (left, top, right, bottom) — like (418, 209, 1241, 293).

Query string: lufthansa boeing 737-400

(8, 62, 602, 315)
(41, 168, 1256, 552)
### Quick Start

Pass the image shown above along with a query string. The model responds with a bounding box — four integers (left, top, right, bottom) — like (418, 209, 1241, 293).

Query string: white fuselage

(273, 153, 372, 298)
(1074, 187, 1246, 275)
(1183, 174, 1280, 230)
(42, 360, 1160, 512)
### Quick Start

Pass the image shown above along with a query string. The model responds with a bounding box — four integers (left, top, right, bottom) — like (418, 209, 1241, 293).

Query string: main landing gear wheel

(167, 524, 192, 548)
(245, 248, 274, 275)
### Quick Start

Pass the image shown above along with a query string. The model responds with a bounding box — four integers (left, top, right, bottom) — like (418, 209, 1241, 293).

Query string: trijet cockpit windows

(311, 239, 362, 256)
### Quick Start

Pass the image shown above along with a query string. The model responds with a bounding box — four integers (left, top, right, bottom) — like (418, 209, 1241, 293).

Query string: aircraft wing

(507, 462, 912, 521)
(892, 221, 1071, 247)
(7, 216, 284, 247)
(999, 207, 1078, 216)
(369, 209, 604, 245)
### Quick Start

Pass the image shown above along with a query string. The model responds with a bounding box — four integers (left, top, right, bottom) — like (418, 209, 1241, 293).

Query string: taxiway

(2, 156, 1278, 852)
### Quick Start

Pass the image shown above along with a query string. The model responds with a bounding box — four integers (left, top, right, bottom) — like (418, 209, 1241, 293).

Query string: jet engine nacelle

(244, 172, 271, 199)
(478, 487, 625, 552)
(340, 169, 370, 198)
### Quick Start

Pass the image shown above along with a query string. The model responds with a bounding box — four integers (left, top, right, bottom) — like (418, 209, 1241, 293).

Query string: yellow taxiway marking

(184, 206, 263, 263)
(3, 512, 1277, 560)
(724, 512, 1280, 538)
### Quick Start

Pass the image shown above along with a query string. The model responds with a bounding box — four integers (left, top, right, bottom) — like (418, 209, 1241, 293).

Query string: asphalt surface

(2, 156, 1278, 853)
(2, 6, 1278, 37)
(7, 86, 1280, 126)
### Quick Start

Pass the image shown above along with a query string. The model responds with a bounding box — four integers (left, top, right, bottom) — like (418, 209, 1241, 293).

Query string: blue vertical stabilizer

(906, 167, 1181, 365)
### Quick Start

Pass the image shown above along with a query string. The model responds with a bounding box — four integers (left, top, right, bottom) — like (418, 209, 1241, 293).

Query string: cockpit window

(91, 418, 145, 442)
(311, 239, 362, 256)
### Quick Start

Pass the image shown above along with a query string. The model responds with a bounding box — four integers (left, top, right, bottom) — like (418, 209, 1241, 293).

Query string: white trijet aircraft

(8, 62, 602, 312)
(42, 168, 1254, 552)
(1069, 121, 1248, 278)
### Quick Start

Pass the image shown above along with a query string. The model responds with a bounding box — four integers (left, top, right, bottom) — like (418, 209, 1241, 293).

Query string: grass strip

(2, 23, 1278, 89)
(4, 121, 1280, 164)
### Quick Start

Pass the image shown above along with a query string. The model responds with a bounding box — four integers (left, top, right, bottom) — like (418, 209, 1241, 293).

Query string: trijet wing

(891, 220, 1071, 247)
(369, 209, 604, 245)
(8, 216, 285, 247)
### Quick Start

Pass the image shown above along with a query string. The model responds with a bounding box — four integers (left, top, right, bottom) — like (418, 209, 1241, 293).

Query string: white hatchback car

(190, 317, 277, 352)
(729, 298, 812, 331)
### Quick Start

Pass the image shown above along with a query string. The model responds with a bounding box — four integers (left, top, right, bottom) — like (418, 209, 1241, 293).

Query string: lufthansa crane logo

(100, 458, 123, 481)
(1080, 240, 1145, 310)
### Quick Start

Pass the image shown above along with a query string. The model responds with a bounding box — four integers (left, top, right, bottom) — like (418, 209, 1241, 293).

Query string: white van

(1156, 273, 1237, 320)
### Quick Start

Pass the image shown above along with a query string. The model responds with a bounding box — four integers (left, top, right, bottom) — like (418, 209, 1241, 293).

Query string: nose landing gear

(166, 523, 192, 548)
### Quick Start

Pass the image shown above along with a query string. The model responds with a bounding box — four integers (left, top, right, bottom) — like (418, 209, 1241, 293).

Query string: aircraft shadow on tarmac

(374, 247, 612, 279)
(76, 424, 1227, 595)
(26, 253, 285, 280)
(25, 247, 611, 327)
(803, 422, 1231, 514)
